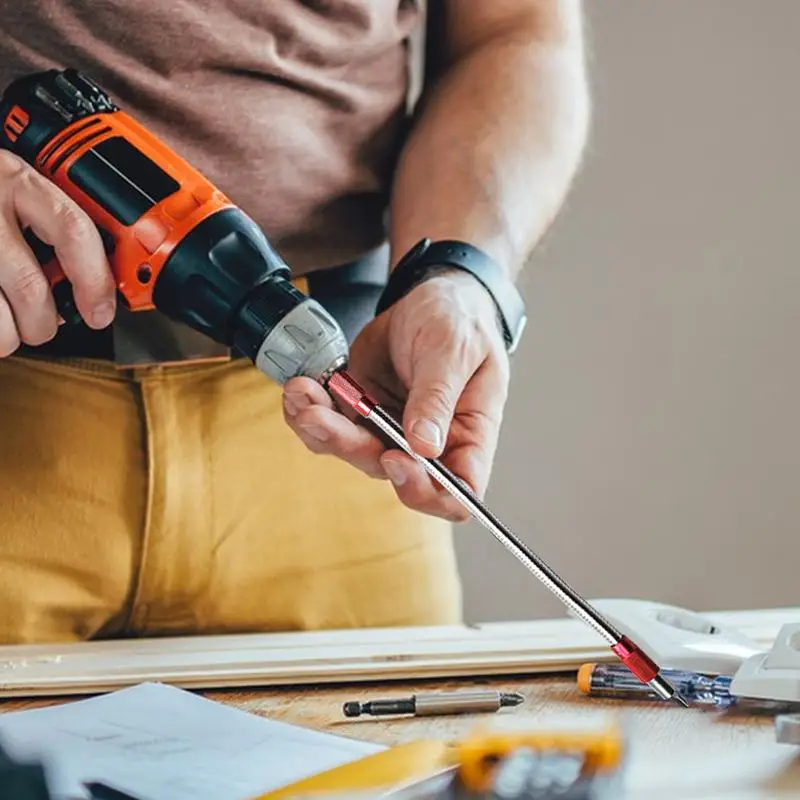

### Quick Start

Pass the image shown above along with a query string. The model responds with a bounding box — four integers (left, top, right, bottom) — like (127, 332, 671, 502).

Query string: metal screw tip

(342, 702, 362, 717)
(501, 692, 525, 707)
(672, 693, 691, 708)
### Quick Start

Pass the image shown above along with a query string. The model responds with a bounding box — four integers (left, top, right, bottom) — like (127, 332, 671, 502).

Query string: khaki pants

(0, 355, 462, 644)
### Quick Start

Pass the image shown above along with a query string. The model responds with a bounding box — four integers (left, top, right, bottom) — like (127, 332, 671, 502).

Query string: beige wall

(457, 0, 800, 621)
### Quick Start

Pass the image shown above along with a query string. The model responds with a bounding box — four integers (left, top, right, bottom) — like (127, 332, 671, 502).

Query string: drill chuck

(152, 205, 349, 383)
(148, 205, 349, 383)
(234, 277, 349, 384)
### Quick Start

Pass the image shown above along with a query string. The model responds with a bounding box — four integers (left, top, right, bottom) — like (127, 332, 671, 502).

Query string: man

(0, 1, 589, 643)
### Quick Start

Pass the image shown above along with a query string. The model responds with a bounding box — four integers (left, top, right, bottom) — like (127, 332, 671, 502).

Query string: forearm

(389, 7, 589, 278)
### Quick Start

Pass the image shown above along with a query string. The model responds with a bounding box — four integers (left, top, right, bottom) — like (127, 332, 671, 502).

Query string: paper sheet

(0, 682, 383, 800)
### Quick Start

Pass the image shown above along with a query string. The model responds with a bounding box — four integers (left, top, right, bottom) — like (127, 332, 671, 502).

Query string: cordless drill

(0, 68, 348, 386)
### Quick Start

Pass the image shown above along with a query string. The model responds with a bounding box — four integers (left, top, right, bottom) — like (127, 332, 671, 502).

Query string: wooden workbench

(2, 673, 798, 798)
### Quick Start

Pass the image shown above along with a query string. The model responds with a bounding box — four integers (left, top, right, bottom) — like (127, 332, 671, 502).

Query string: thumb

(403, 349, 477, 458)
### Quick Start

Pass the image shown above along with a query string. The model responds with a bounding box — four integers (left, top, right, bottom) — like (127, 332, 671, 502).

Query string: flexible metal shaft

(325, 370, 687, 707)
(365, 404, 622, 645)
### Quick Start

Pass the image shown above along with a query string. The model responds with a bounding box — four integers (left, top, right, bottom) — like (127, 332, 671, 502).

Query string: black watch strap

(376, 239, 528, 353)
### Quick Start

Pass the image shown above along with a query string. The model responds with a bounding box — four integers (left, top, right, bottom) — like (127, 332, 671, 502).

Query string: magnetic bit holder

(731, 623, 800, 704)
(342, 691, 525, 718)
(571, 599, 765, 675)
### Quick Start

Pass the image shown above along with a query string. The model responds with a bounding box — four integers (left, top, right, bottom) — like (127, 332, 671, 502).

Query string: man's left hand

(282, 271, 511, 521)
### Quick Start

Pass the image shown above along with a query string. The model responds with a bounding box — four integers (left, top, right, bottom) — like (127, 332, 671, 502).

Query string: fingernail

(299, 424, 329, 442)
(91, 302, 115, 328)
(383, 461, 406, 486)
(412, 418, 442, 449)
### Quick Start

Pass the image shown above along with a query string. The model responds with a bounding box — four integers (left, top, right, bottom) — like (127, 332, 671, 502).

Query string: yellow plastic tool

(258, 740, 455, 799)
(257, 722, 626, 799)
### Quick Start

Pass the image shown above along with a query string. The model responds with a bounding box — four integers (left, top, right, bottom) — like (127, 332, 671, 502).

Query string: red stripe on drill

(612, 636, 659, 683)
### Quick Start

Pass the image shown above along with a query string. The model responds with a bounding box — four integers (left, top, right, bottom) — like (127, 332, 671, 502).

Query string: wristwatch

(375, 239, 527, 354)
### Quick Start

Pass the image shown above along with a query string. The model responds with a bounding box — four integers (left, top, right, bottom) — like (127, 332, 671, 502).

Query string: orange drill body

(29, 108, 235, 312)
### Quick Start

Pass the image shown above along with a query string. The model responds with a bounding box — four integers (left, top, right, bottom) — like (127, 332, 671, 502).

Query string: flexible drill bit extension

(327, 370, 689, 708)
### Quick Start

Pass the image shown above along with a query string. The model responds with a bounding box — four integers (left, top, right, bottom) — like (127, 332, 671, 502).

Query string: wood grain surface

(0, 673, 780, 747)
(1, 674, 798, 797)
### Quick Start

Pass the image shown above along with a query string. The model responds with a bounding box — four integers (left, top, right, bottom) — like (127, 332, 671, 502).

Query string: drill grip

(21, 227, 82, 326)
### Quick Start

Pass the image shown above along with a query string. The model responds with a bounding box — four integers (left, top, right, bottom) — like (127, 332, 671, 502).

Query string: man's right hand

(0, 151, 116, 356)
